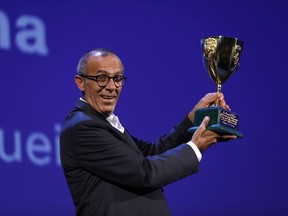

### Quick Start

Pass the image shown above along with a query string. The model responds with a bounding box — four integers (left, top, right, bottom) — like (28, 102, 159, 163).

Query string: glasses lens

(96, 76, 109, 87)
(114, 75, 125, 87)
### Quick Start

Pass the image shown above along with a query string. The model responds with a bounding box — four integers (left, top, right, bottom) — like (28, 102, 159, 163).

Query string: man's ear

(74, 75, 85, 91)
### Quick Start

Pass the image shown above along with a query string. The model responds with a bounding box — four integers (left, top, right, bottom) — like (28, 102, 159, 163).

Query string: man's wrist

(186, 141, 202, 162)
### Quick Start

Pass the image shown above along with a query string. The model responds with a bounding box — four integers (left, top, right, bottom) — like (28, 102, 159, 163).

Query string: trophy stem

(217, 84, 222, 93)
(215, 84, 222, 106)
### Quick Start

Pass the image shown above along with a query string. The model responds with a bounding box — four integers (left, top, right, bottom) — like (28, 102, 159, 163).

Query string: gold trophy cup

(188, 36, 244, 138)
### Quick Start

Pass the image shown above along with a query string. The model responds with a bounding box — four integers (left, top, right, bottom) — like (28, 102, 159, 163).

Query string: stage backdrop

(1, 0, 288, 215)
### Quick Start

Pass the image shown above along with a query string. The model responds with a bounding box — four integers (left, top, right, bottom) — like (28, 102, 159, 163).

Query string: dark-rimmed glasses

(80, 75, 127, 87)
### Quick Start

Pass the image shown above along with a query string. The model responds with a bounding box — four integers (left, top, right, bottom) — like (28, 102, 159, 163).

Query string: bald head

(77, 48, 120, 76)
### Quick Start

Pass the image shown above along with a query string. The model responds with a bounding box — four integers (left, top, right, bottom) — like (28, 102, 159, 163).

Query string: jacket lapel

(74, 99, 141, 152)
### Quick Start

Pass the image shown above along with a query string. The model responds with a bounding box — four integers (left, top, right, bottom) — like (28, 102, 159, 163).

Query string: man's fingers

(202, 116, 210, 127)
(217, 135, 237, 142)
(193, 116, 210, 138)
(222, 135, 237, 140)
(198, 116, 210, 132)
(205, 93, 219, 103)
(192, 116, 210, 148)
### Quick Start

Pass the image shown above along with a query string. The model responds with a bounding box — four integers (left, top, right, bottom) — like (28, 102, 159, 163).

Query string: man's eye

(114, 76, 123, 82)
(97, 76, 108, 81)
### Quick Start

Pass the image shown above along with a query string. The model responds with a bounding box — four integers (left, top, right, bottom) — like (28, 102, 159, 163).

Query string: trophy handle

(230, 44, 242, 72)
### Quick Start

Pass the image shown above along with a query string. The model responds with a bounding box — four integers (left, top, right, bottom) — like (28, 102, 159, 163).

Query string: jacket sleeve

(132, 116, 194, 156)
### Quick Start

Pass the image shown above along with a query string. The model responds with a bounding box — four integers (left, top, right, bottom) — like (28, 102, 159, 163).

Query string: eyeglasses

(80, 74, 127, 87)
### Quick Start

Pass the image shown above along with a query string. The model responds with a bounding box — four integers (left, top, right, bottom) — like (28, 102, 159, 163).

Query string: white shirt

(106, 113, 125, 133)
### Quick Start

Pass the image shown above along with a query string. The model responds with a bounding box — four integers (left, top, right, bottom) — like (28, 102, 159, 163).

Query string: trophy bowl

(202, 36, 243, 94)
(187, 36, 244, 138)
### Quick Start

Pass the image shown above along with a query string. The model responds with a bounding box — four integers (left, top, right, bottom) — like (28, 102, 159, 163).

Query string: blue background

(1, 0, 288, 215)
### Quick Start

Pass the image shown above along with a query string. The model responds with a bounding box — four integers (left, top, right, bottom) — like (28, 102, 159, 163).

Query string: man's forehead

(88, 54, 120, 64)
(87, 55, 123, 71)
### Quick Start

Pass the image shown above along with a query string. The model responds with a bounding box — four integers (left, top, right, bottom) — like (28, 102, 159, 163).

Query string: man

(60, 48, 236, 216)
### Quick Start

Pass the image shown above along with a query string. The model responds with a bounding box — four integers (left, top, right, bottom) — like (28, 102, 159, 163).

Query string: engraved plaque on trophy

(188, 36, 244, 138)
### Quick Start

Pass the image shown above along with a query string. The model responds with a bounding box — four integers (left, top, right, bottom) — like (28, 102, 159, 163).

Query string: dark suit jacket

(60, 99, 199, 216)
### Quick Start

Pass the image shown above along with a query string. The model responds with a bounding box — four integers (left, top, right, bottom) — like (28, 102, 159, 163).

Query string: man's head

(75, 48, 125, 116)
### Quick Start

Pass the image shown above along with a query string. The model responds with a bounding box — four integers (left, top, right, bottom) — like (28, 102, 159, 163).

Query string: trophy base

(187, 106, 243, 138)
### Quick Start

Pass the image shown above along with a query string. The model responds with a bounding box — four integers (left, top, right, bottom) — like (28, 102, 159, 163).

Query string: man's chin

(102, 107, 115, 116)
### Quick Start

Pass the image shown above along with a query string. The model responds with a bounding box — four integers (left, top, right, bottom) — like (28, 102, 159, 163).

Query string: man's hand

(192, 116, 237, 152)
(188, 92, 230, 123)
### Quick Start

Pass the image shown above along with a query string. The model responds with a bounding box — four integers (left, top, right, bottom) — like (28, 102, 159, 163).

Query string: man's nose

(105, 77, 117, 89)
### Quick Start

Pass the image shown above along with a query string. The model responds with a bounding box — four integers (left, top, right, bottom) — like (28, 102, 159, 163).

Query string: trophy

(187, 36, 244, 138)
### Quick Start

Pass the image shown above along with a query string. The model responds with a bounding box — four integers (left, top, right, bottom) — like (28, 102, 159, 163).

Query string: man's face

(75, 54, 124, 116)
